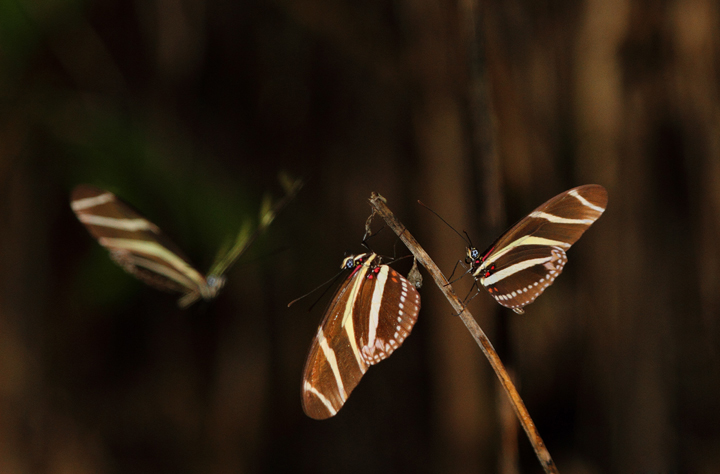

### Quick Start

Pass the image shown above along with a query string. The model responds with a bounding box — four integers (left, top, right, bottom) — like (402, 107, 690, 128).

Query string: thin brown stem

(368, 192, 558, 474)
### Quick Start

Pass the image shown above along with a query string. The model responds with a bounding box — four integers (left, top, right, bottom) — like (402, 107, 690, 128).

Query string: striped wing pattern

(302, 253, 421, 419)
(71, 185, 222, 307)
(468, 185, 607, 314)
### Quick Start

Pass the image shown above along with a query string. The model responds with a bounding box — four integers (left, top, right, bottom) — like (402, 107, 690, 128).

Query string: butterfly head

(340, 253, 377, 271)
(204, 274, 227, 299)
(466, 246, 497, 281)
(467, 246, 489, 269)
(177, 274, 226, 308)
(340, 255, 359, 270)
(465, 247, 481, 266)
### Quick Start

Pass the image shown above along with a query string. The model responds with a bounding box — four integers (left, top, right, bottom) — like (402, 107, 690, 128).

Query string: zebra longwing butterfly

(71, 179, 301, 308)
(302, 253, 421, 419)
(467, 184, 607, 314)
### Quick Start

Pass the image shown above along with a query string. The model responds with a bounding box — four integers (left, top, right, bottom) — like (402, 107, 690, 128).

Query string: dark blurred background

(1, 0, 719, 472)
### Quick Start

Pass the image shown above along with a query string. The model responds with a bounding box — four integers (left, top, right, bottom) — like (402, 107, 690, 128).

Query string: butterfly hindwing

(353, 264, 420, 365)
(480, 245, 568, 310)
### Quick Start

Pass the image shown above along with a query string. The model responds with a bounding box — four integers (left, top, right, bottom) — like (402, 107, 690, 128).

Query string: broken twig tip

(370, 192, 387, 203)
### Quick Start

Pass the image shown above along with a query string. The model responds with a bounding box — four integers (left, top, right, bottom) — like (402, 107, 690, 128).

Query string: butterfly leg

(447, 259, 472, 284)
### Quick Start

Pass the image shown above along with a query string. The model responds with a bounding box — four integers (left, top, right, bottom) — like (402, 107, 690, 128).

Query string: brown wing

(472, 185, 607, 313)
(70, 185, 208, 298)
(351, 265, 421, 365)
(490, 184, 607, 254)
(480, 246, 567, 313)
(301, 254, 421, 419)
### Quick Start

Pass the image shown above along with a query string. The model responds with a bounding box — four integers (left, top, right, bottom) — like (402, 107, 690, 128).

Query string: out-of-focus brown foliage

(1, 0, 719, 472)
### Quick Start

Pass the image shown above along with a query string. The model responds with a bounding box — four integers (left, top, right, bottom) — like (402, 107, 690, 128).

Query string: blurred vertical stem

(368, 192, 558, 474)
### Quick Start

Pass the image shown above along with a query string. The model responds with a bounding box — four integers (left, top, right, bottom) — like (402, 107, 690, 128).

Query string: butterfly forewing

(302, 253, 421, 420)
(302, 262, 372, 419)
(471, 185, 607, 313)
(487, 185, 607, 259)
(71, 185, 213, 304)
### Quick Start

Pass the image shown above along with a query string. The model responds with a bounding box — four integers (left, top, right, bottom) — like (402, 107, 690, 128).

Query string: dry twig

(368, 192, 558, 474)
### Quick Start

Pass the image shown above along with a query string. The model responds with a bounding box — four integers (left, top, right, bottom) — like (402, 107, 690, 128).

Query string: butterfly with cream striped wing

(71, 178, 302, 308)
(467, 185, 608, 314)
(301, 253, 421, 419)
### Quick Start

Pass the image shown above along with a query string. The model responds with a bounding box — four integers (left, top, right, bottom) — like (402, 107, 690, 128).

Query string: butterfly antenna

(287, 268, 346, 309)
(463, 230, 475, 249)
(386, 253, 412, 265)
(362, 225, 384, 252)
(418, 200, 471, 246)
